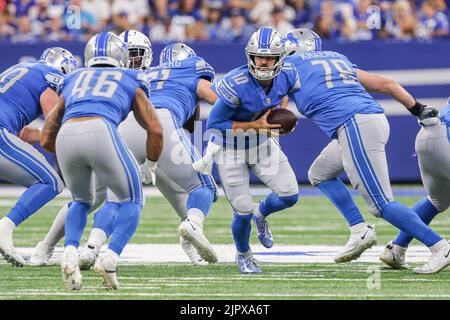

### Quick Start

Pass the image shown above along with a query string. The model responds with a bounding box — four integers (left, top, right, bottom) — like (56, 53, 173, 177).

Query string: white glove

(140, 158, 157, 185)
(192, 141, 221, 175)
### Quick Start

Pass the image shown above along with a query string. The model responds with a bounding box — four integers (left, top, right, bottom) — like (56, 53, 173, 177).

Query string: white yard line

(6, 244, 434, 265)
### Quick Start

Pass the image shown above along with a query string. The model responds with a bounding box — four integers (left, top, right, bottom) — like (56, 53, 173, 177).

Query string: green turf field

(1, 189, 450, 300)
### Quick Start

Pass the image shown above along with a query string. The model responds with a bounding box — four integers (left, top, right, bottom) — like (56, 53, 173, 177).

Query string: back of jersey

(0, 62, 62, 134)
(60, 67, 149, 126)
(147, 56, 214, 126)
(287, 51, 383, 138)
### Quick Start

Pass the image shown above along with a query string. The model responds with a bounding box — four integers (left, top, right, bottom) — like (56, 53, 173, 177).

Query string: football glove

(140, 158, 157, 185)
(192, 141, 221, 175)
(418, 106, 440, 126)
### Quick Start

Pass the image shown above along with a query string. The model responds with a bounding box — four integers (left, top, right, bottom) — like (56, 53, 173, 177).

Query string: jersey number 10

(311, 59, 357, 89)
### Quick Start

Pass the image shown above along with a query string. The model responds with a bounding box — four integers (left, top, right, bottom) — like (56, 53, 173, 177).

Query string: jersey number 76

(311, 59, 357, 89)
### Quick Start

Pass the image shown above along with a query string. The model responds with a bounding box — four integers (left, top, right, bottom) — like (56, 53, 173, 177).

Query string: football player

(380, 100, 449, 270)
(30, 32, 219, 267)
(40, 31, 163, 289)
(285, 28, 450, 273)
(0, 47, 76, 267)
(79, 35, 220, 266)
(205, 26, 300, 273)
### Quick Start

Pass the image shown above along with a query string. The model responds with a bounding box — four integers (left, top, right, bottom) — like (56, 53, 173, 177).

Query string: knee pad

(231, 194, 254, 215)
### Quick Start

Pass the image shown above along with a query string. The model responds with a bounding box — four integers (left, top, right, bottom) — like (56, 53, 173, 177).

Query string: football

(266, 108, 299, 134)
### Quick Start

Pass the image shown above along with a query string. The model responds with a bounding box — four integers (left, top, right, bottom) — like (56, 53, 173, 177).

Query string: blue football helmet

(39, 47, 77, 74)
(159, 43, 196, 65)
(245, 26, 286, 80)
(84, 32, 128, 68)
(285, 28, 322, 56)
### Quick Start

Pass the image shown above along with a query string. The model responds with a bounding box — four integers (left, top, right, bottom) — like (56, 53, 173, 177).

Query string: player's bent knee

(231, 194, 254, 214)
(307, 167, 322, 187)
(278, 193, 299, 208)
(368, 204, 384, 218)
(430, 198, 450, 213)
(276, 179, 299, 197)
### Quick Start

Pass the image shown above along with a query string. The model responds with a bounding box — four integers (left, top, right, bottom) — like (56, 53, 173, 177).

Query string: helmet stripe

(258, 27, 272, 49)
(124, 30, 129, 44)
(96, 32, 108, 57)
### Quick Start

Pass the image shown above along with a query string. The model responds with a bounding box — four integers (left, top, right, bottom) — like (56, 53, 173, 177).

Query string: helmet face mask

(85, 32, 129, 68)
(40, 47, 77, 75)
(159, 43, 196, 65)
(245, 27, 285, 81)
(119, 30, 152, 70)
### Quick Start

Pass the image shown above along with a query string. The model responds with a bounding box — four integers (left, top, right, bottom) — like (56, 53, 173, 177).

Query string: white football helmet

(285, 28, 322, 56)
(119, 30, 152, 70)
(245, 26, 285, 81)
(84, 32, 128, 68)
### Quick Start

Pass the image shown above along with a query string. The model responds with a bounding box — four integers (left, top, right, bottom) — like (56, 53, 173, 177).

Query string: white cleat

(61, 246, 82, 290)
(78, 244, 99, 270)
(180, 236, 208, 266)
(29, 241, 55, 266)
(334, 224, 377, 263)
(0, 219, 25, 267)
(93, 251, 119, 290)
(413, 244, 450, 274)
(179, 219, 218, 263)
(379, 241, 409, 269)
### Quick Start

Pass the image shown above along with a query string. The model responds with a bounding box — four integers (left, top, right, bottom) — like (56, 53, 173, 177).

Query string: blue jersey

(0, 62, 63, 135)
(286, 51, 384, 138)
(147, 56, 214, 126)
(210, 63, 300, 147)
(60, 67, 149, 126)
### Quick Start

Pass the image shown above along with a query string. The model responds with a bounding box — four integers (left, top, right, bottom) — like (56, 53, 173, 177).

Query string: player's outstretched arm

(356, 69, 416, 108)
(18, 127, 41, 144)
(196, 79, 218, 105)
(356, 69, 439, 119)
(40, 96, 65, 153)
(132, 88, 163, 162)
(207, 99, 281, 133)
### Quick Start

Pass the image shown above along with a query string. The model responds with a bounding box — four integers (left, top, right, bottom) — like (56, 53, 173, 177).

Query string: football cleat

(334, 224, 377, 263)
(0, 219, 25, 267)
(179, 219, 218, 263)
(236, 251, 262, 274)
(93, 252, 119, 290)
(78, 243, 100, 270)
(252, 215, 273, 249)
(379, 241, 409, 269)
(61, 246, 82, 290)
(413, 244, 450, 274)
(180, 236, 208, 266)
(29, 241, 55, 266)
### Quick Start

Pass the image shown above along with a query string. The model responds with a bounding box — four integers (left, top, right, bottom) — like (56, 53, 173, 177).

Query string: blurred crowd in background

(0, 0, 449, 43)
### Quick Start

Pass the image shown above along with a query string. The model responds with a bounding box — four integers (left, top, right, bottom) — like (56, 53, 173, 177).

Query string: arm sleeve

(206, 98, 236, 133)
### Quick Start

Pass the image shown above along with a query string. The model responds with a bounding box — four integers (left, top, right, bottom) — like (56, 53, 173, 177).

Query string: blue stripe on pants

(103, 120, 142, 204)
(0, 129, 58, 190)
(344, 118, 389, 213)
